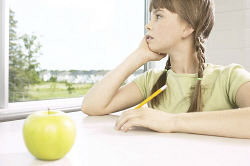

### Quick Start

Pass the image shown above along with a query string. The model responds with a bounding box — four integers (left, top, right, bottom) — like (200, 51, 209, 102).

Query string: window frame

(0, 0, 154, 120)
(0, 0, 9, 109)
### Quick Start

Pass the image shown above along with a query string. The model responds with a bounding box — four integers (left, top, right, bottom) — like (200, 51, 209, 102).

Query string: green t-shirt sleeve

(132, 69, 153, 100)
(225, 63, 250, 107)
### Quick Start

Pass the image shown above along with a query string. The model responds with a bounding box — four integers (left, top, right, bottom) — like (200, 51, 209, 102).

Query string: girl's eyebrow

(152, 9, 164, 14)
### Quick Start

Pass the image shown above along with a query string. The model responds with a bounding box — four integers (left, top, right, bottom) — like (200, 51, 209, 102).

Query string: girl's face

(145, 8, 186, 54)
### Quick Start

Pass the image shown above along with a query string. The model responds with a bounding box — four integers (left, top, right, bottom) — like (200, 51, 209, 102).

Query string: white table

(1, 111, 250, 166)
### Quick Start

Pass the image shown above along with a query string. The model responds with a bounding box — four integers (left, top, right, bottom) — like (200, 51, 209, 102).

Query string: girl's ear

(182, 24, 194, 39)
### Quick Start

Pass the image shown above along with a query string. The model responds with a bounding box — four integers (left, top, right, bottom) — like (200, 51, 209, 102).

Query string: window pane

(9, 0, 145, 102)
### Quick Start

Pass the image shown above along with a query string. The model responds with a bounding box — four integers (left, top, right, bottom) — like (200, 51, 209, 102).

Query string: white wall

(206, 0, 250, 71)
(153, 0, 250, 72)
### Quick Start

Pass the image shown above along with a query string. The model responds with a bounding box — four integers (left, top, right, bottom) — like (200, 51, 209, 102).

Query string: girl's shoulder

(204, 63, 250, 90)
(143, 68, 165, 77)
(205, 63, 249, 76)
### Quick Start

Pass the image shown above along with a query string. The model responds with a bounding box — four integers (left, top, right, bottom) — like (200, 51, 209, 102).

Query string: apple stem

(48, 108, 50, 115)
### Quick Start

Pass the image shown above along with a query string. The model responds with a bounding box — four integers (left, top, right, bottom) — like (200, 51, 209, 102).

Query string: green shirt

(133, 63, 250, 113)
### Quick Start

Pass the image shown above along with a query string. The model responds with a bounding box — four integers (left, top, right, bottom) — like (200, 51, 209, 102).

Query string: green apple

(23, 110, 76, 160)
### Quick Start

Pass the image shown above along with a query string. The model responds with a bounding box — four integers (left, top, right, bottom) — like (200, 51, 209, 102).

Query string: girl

(82, 0, 250, 139)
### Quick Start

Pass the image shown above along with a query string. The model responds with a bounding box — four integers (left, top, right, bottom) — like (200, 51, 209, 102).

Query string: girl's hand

(134, 36, 167, 63)
(115, 107, 176, 133)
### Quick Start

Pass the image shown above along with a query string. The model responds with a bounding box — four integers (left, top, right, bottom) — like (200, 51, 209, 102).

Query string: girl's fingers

(115, 111, 138, 130)
(122, 118, 142, 132)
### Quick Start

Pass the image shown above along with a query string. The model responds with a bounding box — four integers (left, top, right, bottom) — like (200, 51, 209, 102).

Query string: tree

(64, 81, 75, 94)
(49, 76, 57, 92)
(9, 9, 28, 102)
(20, 33, 42, 86)
(9, 9, 42, 102)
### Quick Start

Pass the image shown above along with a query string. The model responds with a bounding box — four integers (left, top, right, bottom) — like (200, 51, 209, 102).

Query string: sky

(9, 0, 145, 70)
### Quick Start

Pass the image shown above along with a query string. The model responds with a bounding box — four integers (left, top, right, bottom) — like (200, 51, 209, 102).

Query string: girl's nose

(145, 22, 152, 30)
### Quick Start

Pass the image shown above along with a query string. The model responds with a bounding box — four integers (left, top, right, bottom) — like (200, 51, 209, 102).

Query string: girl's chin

(149, 46, 164, 54)
(148, 44, 159, 52)
(149, 43, 162, 50)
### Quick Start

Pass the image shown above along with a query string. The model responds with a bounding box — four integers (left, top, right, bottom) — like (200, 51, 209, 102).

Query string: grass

(27, 82, 94, 101)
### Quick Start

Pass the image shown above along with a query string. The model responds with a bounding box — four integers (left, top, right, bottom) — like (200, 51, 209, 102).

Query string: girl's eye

(156, 14, 162, 20)
(149, 14, 162, 21)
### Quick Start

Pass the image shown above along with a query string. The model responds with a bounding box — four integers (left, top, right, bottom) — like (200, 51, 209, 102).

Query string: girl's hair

(149, 0, 215, 112)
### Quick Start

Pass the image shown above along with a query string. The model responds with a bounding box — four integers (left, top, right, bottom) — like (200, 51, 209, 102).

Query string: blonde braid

(187, 35, 206, 112)
(150, 55, 171, 108)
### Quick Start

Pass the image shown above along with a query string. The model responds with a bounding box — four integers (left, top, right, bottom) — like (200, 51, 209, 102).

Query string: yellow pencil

(135, 84, 167, 109)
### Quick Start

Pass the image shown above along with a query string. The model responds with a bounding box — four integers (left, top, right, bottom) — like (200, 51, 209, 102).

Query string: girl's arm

(174, 107, 250, 139)
(82, 36, 167, 116)
(174, 82, 250, 139)
(82, 51, 147, 116)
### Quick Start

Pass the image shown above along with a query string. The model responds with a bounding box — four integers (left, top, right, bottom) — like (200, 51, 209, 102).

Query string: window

(0, 0, 152, 119)
(7, 0, 146, 103)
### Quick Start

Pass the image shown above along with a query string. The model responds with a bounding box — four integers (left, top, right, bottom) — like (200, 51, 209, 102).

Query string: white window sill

(0, 97, 84, 122)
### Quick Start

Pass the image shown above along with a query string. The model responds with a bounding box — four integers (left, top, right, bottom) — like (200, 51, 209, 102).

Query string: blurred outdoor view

(9, 0, 144, 102)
